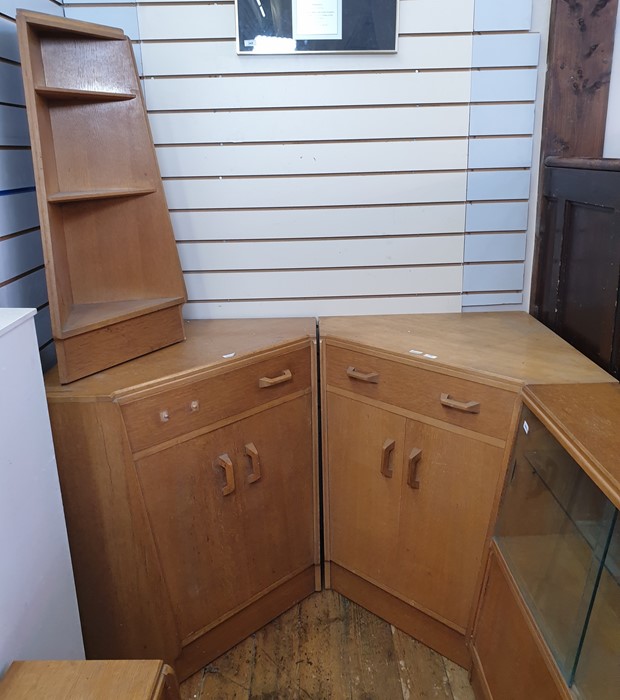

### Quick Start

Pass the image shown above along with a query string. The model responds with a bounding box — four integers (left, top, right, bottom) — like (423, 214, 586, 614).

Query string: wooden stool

(0, 660, 180, 699)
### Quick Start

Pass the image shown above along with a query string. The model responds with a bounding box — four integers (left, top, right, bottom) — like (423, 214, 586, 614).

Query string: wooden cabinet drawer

(325, 345, 516, 440)
(121, 347, 311, 453)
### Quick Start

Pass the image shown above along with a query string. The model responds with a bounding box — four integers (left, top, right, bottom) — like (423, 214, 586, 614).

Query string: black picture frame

(236, 0, 398, 54)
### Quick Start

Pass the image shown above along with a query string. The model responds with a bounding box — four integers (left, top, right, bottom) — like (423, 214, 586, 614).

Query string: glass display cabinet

(494, 395, 620, 700)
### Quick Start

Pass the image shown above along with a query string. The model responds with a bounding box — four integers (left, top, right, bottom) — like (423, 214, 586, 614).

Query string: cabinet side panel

(471, 548, 568, 700)
(48, 400, 180, 663)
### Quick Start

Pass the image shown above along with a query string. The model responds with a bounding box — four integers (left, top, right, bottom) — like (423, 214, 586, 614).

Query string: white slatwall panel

(465, 0, 540, 311)
(156, 140, 469, 177)
(178, 236, 463, 270)
(144, 72, 472, 110)
(171, 204, 466, 241)
(141, 36, 475, 75)
(0, 0, 61, 368)
(149, 106, 471, 145)
(52, 0, 543, 321)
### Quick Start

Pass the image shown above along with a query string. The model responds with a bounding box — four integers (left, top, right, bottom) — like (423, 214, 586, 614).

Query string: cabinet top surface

(524, 382, 620, 509)
(0, 660, 163, 699)
(320, 312, 614, 387)
(45, 317, 315, 399)
(0, 308, 36, 339)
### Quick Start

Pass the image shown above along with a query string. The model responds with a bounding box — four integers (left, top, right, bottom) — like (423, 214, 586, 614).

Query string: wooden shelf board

(60, 297, 185, 337)
(48, 187, 156, 204)
(35, 85, 136, 102)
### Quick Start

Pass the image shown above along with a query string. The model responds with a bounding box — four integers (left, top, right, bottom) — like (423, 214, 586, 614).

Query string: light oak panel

(136, 397, 315, 644)
(325, 344, 517, 440)
(0, 660, 178, 700)
(472, 548, 568, 700)
(121, 346, 311, 453)
(395, 419, 504, 630)
(319, 314, 613, 386)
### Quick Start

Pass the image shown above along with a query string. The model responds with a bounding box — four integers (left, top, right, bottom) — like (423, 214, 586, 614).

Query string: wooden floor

(180, 591, 475, 699)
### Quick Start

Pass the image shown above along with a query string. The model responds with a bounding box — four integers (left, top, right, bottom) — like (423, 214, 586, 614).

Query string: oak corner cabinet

(470, 382, 620, 700)
(44, 318, 320, 681)
(17, 10, 187, 384)
(318, 312, 614, 669)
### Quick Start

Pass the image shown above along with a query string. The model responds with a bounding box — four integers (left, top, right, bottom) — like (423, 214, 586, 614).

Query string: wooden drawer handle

(217, 453, 235, 496)
(440, 393, 480, 414)
(258, 369, 292, 388)
(245, 442, 262, 484)
(381, 439, 396, 478)
(408, 448, 422, 489)
(346, 366, 379, 383)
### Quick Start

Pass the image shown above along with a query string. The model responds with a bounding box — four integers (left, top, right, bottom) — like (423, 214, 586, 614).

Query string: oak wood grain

(0, 661, 178, 700)
(320, 313, 613, 387)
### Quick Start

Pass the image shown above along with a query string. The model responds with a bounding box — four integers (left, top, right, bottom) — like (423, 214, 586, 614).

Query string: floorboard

(180, 591, 476, 700)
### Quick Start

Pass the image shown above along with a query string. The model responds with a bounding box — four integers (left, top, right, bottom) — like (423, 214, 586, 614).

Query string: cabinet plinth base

(329, 563, 470, 669)
(56, 305, 185, 383)
(175, 566, 318, 682)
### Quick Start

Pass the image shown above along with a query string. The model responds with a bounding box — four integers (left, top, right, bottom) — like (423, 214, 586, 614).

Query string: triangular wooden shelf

(35, 85, 137, 102)
(17, 10, 187, 384)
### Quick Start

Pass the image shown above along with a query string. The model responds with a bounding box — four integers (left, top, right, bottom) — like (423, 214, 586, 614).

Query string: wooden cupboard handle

(346, 366, 379, 383)
(216, 453, 235, 496)
(245, 442, 262, 484)
(408, 448, 422, 489)
(381, 439, 396, 478)
(440, 393, 480, 414)
(258, 369, 292, 388)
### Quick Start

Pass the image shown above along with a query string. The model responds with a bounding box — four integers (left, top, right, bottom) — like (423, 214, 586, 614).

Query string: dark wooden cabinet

(535, 158, 620, 379)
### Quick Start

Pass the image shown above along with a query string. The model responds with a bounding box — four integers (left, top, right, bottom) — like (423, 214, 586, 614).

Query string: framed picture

(236, 0, 399, 54)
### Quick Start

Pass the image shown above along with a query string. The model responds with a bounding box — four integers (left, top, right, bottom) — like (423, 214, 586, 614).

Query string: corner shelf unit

(17, 10, 187, 383)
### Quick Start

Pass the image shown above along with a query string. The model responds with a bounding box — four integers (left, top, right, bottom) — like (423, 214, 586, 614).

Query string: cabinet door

(136, 396, 314, 643)
(396, 420, 503, 630)
(327, 393, 406, 586)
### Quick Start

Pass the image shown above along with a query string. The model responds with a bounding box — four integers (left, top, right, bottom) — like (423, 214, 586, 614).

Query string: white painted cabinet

(0, 309, 83, 677)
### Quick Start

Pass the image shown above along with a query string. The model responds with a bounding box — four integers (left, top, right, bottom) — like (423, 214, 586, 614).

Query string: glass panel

(574, 514, 620, 699)
(495, 405, 616, 682)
